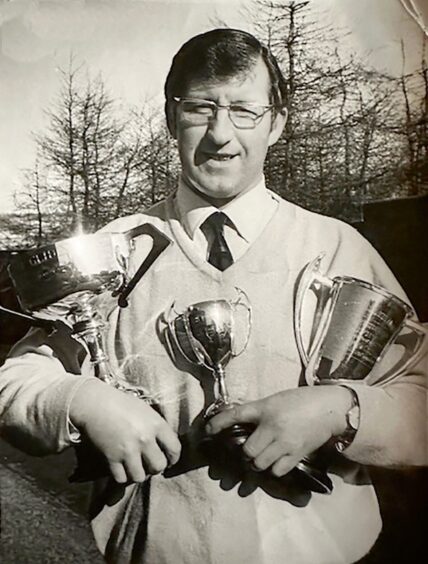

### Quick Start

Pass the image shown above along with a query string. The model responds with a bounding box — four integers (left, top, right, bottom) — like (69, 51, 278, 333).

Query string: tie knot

(204, 211, 229, 231)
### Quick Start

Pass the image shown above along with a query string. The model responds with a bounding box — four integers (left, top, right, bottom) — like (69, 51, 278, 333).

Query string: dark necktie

(203, 212, 234, 271)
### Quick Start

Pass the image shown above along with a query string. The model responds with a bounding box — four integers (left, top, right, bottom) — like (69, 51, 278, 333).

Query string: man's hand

(69, 379, 181, 484)
(205, 386, 353, 478)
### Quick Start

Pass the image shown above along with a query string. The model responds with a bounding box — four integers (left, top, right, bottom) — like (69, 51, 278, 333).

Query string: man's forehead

(184, 59, 271, 96)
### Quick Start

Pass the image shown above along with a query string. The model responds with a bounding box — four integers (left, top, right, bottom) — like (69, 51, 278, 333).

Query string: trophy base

(217, 423, 255, 449)
(295, 459, 333, 495)
(201, 423, 333, 494)
(203, 404, 333, 494)
(204, 401, 255, 449)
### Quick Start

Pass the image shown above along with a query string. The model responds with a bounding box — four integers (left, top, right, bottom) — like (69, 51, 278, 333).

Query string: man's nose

(206, 107, 235, 144)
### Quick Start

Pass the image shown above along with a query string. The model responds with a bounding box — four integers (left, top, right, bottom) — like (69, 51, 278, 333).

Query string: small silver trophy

(293, 253, 427, 493)
(166, 288, 252, 447)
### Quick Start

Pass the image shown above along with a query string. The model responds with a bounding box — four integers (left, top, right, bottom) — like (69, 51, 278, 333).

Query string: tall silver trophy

(166, 288, 253, 448)
(7, 225, 169, 395)
(6, 224, 170, 481)
(293, 253, 427, 493)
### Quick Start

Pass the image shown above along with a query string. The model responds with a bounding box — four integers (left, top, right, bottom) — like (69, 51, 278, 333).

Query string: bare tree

(241, 0, 428, 220)
(10, 62, 180, 246)
(395, 42, 428, 195)
(35, 63, 129, 233)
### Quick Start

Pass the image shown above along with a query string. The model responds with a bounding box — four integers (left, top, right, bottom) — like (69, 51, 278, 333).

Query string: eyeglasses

(173, 97, 275, 130)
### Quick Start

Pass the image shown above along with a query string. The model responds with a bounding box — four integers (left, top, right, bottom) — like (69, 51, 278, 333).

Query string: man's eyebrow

(231, 100, 270, 105)
(181, 91, 271, 106)
(184, 97, 268, 104)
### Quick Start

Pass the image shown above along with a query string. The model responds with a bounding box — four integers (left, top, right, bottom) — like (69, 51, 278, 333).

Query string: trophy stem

(70, 295, 114, 386)
(208, 365, 253, 449)
(214, 365, 230, 405)
(73, 317, 113, 385)
(71, 297, 152, 400)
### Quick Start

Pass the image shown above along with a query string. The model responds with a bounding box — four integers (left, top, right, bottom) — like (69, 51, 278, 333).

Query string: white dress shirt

(175, 176, 279, 263)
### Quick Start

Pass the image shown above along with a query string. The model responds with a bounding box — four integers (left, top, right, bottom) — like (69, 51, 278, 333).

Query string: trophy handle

(369, 317, 427, 386)
(165, 303, 194, 365)
(294, 253, 333, 367)
(231, 287, 252, 357)
(118, 224, 172, 307)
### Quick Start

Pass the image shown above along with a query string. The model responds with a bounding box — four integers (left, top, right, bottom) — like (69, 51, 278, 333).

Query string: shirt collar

(176, 176, 270, 244)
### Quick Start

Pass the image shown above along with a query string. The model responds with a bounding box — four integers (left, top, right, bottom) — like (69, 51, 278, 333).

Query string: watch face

(348, 405, 360, 431)
(334, 387, 360, 452)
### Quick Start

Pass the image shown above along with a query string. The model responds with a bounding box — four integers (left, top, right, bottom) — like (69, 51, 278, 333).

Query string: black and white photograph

(0, 1, 427, 563)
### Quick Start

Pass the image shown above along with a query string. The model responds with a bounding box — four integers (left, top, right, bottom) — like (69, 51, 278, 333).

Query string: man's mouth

(206, 153, 236, 162)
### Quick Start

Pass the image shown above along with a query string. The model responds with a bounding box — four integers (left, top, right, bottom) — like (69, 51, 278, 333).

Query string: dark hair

(164, 28, 287, 132)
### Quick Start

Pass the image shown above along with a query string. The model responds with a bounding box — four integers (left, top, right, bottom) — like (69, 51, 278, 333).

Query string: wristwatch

(334, 386, 360, 453)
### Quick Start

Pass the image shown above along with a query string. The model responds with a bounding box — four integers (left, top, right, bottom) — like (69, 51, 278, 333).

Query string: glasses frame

(173, 97, 275, 130)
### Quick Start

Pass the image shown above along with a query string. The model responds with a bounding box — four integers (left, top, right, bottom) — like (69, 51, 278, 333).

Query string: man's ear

(165, 101, 177, 139)
(268, 107, 287, 147)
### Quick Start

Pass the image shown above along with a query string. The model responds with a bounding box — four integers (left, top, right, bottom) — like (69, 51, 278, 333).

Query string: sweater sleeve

(326, 223, 427, 467)
(0, 212, 164, 457)
(0, 327, 93, 455)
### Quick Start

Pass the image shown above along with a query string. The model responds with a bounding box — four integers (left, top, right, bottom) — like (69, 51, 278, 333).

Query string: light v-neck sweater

(1, 193, 425, 564)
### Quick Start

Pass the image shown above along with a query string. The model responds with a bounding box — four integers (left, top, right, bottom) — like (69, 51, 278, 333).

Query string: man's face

(170, 57, 286, 206)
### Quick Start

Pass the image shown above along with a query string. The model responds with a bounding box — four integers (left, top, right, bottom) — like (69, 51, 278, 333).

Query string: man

(0, 29, 426, 564)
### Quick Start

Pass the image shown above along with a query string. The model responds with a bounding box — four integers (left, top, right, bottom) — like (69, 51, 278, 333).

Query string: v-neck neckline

(165, 195, 282, 280)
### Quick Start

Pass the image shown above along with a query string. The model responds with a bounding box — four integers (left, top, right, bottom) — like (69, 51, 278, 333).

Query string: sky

(0, 0, 426, 215)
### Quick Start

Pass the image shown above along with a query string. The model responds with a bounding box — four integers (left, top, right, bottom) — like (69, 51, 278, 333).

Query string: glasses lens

(229, 105, 259, 129)
(180, 100, 215, 124)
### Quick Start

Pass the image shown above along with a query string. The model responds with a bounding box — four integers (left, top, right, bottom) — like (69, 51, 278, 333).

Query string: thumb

(205, 402, 260, 435)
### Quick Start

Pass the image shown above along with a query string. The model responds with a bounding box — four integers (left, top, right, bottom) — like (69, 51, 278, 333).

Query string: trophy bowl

(7, 231, 133, 387)
(166, 288, 253, 449)
(8, 232, 130, 313)
(292, 253, 427, 494)
(7, 224, 170, 389)
(294, 254, 426, 387)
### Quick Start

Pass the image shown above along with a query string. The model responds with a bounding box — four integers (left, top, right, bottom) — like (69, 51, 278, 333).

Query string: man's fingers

(140, 443, 169, 475)
(109, 461, 128, 484)
(249, 440, 285, 471)
(205, 403, 259, 435)
(242, 426, 274, 461)
(157, 426, 182, 466)
(124, 456, 147, 483)
(270, 455, 300, 478)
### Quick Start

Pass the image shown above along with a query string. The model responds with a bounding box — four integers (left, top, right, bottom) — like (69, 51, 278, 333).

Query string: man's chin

(200, 188, 239, 205)
(185, 178, 239, 204)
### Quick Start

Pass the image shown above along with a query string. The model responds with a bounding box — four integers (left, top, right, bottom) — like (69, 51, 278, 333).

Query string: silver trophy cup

(10, 232, 131, 387)
(166, 288, 252, 447)
(293, 253, 427, 493)
(5, 224, 170, 482)
(9, 224, 169, 396)
(7, 224, 169, 396)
